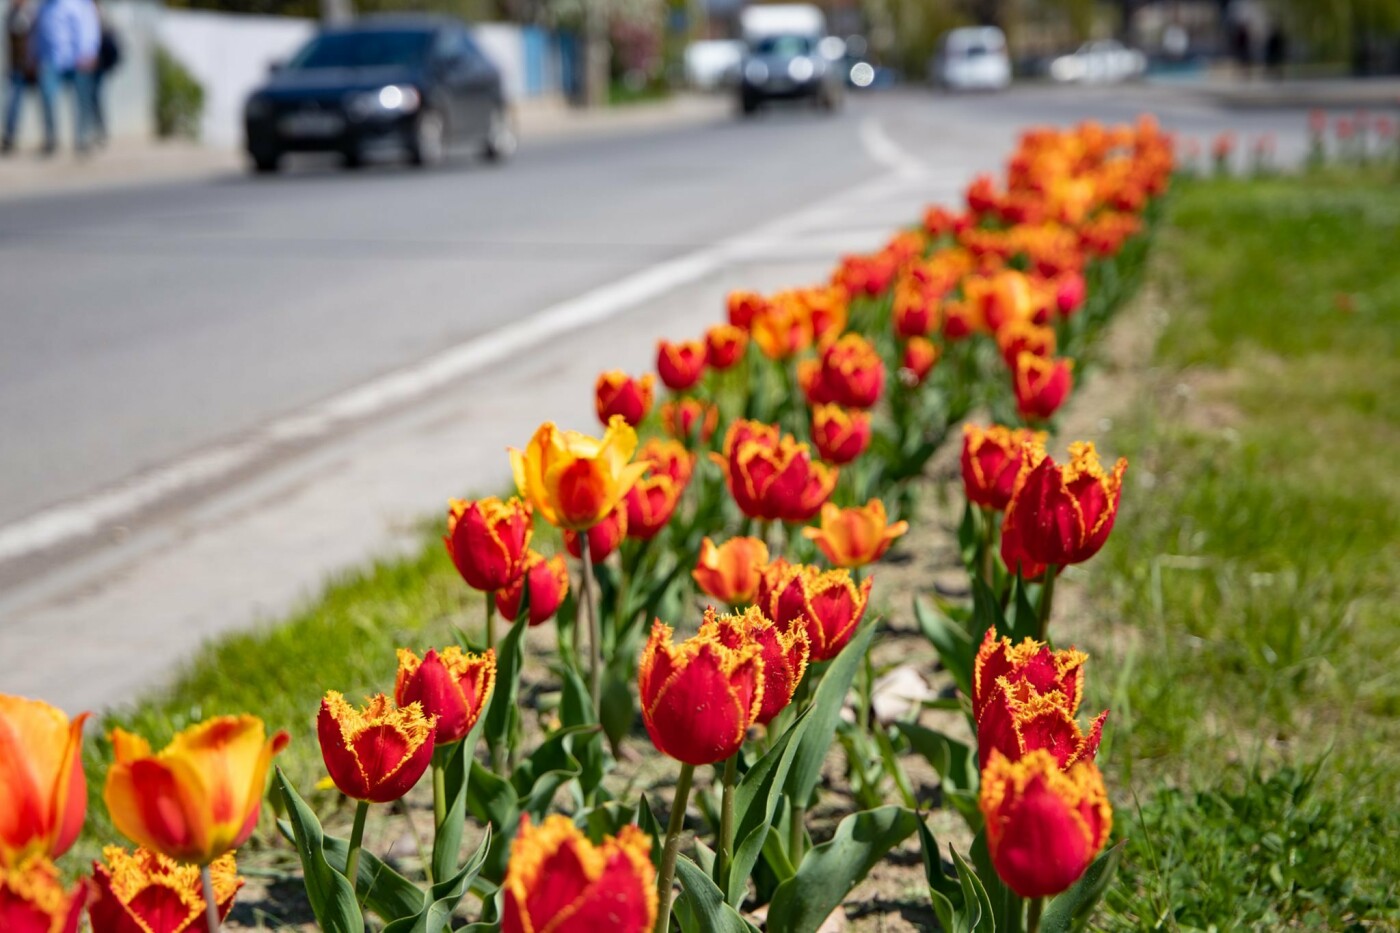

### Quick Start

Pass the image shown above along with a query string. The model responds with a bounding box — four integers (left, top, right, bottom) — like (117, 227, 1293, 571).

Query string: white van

(929, 26, 1012, 91)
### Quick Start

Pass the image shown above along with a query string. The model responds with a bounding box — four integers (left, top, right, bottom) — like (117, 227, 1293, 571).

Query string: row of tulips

(0, 115, 1171, 933)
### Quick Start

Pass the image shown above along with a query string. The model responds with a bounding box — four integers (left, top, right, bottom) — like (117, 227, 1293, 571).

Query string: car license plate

(280, 111, 344, 138)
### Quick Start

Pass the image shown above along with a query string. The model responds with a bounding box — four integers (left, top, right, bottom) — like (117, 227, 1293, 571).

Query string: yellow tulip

(509, 415, 648, 531)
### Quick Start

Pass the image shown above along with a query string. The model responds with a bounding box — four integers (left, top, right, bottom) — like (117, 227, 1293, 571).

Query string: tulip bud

(495, 551, 569, 626)
(394, 646, 497, 745)
(656, 339, 707, 392)
(444, 497, 532, 594)
(594, 371, 655, 428)
(638, 620, 764, 765)
(0, 695, 90, 868)
(1012, 352, 1073, 422)
(692, 536, 770, 606)
(802, 500, 909, 569)
(502, 815, 656, 933)
(89, 847, 240, 933)
(317, 693, 435, 803)
(0, 858, 86, 933)
(810, 404, 871, 465)
(705, 324, 748, 370)
(700, 606, 809, 726)
(564, 506, 627, 563)
(901, 337, 940, 387)
(1056, 270, 1086, 317)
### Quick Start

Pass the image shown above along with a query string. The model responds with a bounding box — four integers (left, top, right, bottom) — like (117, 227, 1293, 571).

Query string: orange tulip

(0, 695, 89, 868)
(692, 536, 770, 605)
(700, 606, 809, 726)
(656, 339, 707, 392)
(802, 500, 909, 568)
(638, 621, 764, 765)
(495, 551, 570, 626)
(764, 564, 871, 662)
(980, 749, 1112, 898)
(317, 693, 435, 803)
(594, 371, 655, 428)
(510, 416, 648, 531)
(444, 497, 532, 594)
(1012, 353, 1073, 422)
(89, 847, 240, 933)
(394, 647, 497, 746)
(750, 299, 811, 361)
(104, 716, 289, 866)
(901, 336, 940, 386)
(502, 815, 656, 933)
(705, 324, 748, 370)
(0, 857, 86, 933)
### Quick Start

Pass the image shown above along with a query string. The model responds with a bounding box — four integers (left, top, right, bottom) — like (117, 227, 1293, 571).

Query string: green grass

(1089, 170, 1400, 930)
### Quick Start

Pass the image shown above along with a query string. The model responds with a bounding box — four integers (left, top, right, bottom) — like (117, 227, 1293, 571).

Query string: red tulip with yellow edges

(802, 500, 909, 569)
(810, 403, 871, 465)
(494, 551, 569, 627)
(317, 692, 435, 804)
(443, 497, 532, 594)
(564, 505, 626, 563)
(502, 815, 656, 933)
(892, 282, 937, 339)
(637, 437, 695, 490)
(726, 290, 767, 330)
(765, 565, 871, 662)
(594, 371, 654, 428)
(1012, 352, 1073, 422)
(997, 319, 1057, 368)
(754, 556, 792, 622)
(974, 630, 1088, 720)
(692, 536, 770, 606)
(798, 285, 849, 345)
(901, 337, 940, 387)
(942, 299, 980, 341)
(1001, 441, 1127, 567)
(0, 857, 86, 933)
(750, 299, 811, 361)
(976, 678, 1106, 772)
(960, 424, 1046, 512)
(699, 606, 809, 726)
(659, 398, 719, 446)
(510, 417, 648, 531)
(0, 695, 89, 868)
(394, 646, 497, 745)
(728, 433, 837, 523)
(705, 324, 748, 370)
(979, 749, 1112, 898)
(89, 847, 240, 933)
(797, 357, 834, 406)
(638, 620, 764, 765)
(104, 716, 289, 866)
(623, 474, 683, 541)
(656, 339, 707, 392)
(999, 512, 1051, 582)
(814, 334, 885, 409)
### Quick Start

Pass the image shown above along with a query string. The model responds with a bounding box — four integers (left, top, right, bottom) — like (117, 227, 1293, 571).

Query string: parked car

(244, 16, 513, 173)
(1048, 40, 1147, 83)
(684, 39, 745, 91)
(737, 4, 843, 115)
(929, 26, 1011, 91)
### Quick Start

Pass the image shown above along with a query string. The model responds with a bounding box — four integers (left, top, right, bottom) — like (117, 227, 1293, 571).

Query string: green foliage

(154, 45, 204, 140)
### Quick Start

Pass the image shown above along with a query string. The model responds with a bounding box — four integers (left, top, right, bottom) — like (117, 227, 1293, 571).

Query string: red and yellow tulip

(960, 424, 1046, 512)
(901, 336, 940, 387)
(444, 497, 532, 594)
(317, 692, 435, 803)
(564, 505, 627, 563)
(809, 404, 871, 465)
(1012, 352, 1073, 422)
(656, 339, 707, 392)
(0, 857, 86, 933)
(659, 398, 719, 446)
(705, 324, 748, 370)
(0, 695, 89, 868)
(495, 551, 570, 626)
(700, 606, 809, 726)
(89, 847, 240, 933)
(1001, 441, 1127, 567)
(510, 417, 647, 531)
(812, 334, 885, 409)
(394, 646, 496, 745)
(594, 371, 654, 428)
(764, 565, 871, 662)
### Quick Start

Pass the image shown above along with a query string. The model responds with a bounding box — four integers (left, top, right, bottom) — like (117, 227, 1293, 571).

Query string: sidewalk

(1177, 74, 1400, 110)
(0, 92, 730, 202)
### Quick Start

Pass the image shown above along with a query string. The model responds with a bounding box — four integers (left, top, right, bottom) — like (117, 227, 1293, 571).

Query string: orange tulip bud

(1001, 441, 1126, 567)
(659, 398, 719, 446)
(900, 337, 940, 387)
(394, 646, 497, 745)
(104, 716, 289, 866)
(638, 620, 764, 765)
(1012, 352, 1073, 422)
(594, 371, 655, 428)
(656, 339, 707, 392)
(0, 857, 86, 933)
(317, 692, 435, 803)
(980, 749, 1112, 898)
(700, 606, 809, 726)
(802, 500, 909, 569)
(495, 551, 570, 626)
(750, 299, 811, 361)
(692, 536, 770, 606)
(564, 505, 627, 563)
(510, 417, 648, 531)
(444, 497, 533, 594)
(89, 847, 240, 933)
(0, 695, 89, 868)
(810, 404, 871, 465)
(814, 334, 885, 409)
(502, 815, 656, 933)
(764, 565, 871, 662)
(705, 324, 748, 370)
(960, 424, 1045, 512)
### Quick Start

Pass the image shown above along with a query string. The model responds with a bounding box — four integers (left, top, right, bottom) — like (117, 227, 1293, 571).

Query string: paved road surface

(0, 85, 1315, 711)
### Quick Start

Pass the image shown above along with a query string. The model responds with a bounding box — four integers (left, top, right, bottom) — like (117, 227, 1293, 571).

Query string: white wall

(158, 8, 314, 148)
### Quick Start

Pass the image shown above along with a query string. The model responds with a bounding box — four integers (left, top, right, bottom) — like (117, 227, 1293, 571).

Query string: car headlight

(788, 56, 815, 82)
(347, 84, 422, 120)
(744, 60, 769, 85)
(245, 95, 272, 120)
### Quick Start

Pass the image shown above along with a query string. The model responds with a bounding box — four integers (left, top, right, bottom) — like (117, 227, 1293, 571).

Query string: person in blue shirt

(28, 0, 100, 154)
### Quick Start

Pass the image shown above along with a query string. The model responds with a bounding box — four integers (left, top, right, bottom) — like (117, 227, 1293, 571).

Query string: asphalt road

(0, 84, 1317, 710)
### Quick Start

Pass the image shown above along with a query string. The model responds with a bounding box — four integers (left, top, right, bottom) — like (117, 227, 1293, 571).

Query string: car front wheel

(410, 108, 446, 167)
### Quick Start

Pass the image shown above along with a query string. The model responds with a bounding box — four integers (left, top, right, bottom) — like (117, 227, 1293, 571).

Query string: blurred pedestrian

(29, 0, 101, 154)
(92, 0, 119, 144)
(2, 0, 38, 154)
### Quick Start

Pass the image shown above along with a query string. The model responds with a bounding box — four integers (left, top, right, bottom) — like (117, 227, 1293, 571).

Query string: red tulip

(1012, 353, 1073, 422)
(659, 398, 719, 446)
(960, 424, 1045, 512)
(901, 337, 940, 387)
(705, 324, 748, 370)
(89, 847, 240, 933)
(763, 564, 871, 662)
(1001, 441, 1127, 567)
(594, 371, 655, 428)
(444, 497, 532, 594)
(701, 606, 809, 726)
(317, 692, 435, 803)
(502, 815, 655, 933)
(394, 646, 497, 745)
(0, 857, 86, 933)
(564, 505, 627, 563)
(814, 334, 885, 409)
(656, 339, 707, 392)
(495, 551, 570, 626)
(638, 621, 763, 765)
(810, 404, 871, 465)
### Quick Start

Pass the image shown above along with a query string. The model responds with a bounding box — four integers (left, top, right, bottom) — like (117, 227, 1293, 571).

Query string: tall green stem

(788, 802, 806, 863)
(429, 752, 446, 884)
(345, 799, 369, 897)
(579, 534, 601, 719)
(1027, 895, 1045, 933)
(979, 507, 998, 589)
(200, 865, 221, 933)
(654, 763, 696, 933)
(1037, 565, 1059, 642)
(484, 594, 496, 652)
(715, 755, 738, 888)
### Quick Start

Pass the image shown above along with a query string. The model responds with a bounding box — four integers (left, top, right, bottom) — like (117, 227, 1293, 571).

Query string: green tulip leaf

(914, 596, 976, 700)
(895, 721, 981, 829)
(674, 855, 762, 933)
(971, 829, 1023, 933)
(918, 816, 995, 933)
(1040, 840, 1125, 933)
(274, 768, 364, 933)
(382, 825, 493, 933)
(785, 622, 879, 810)
(722, 707, 807, 905)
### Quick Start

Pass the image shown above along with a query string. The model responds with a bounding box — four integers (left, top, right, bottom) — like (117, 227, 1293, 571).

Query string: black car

(243, 16, 513, 172)
(738, 34, 842, 115)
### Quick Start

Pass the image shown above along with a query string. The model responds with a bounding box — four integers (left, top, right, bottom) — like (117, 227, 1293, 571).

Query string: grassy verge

(1089, 169, 1400, 929)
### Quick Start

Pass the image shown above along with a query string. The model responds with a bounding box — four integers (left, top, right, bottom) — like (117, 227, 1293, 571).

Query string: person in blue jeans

(28, 0, 100, 154)
(2, 0, 38, 153)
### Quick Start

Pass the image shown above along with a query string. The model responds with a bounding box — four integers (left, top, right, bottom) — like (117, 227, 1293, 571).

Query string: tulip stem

(484, 594, 495, 652)
(655, 762, 696, 933)
(715, 754, 737, 889)
(789, 801, 806, 863)
(429, 754, 446, 883)
(200, 865, 220, 933)
(579, 534, 602, 719)
(345, 799, 369, 897)
(1037, 565, 1058, 642)
(979, 507, 998, 589)
(1027, 895, 1045, 933)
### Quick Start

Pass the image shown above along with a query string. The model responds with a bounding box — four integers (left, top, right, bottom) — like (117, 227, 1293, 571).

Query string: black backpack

(98, 28, 121, 73)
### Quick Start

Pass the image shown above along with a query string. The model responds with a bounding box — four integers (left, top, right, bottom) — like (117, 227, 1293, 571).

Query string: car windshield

(753, 35, 813, 57)
(288, 30, 432, 69)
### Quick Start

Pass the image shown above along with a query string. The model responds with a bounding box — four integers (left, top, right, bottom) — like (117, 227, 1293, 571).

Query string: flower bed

(1, 117, 1174, 933)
